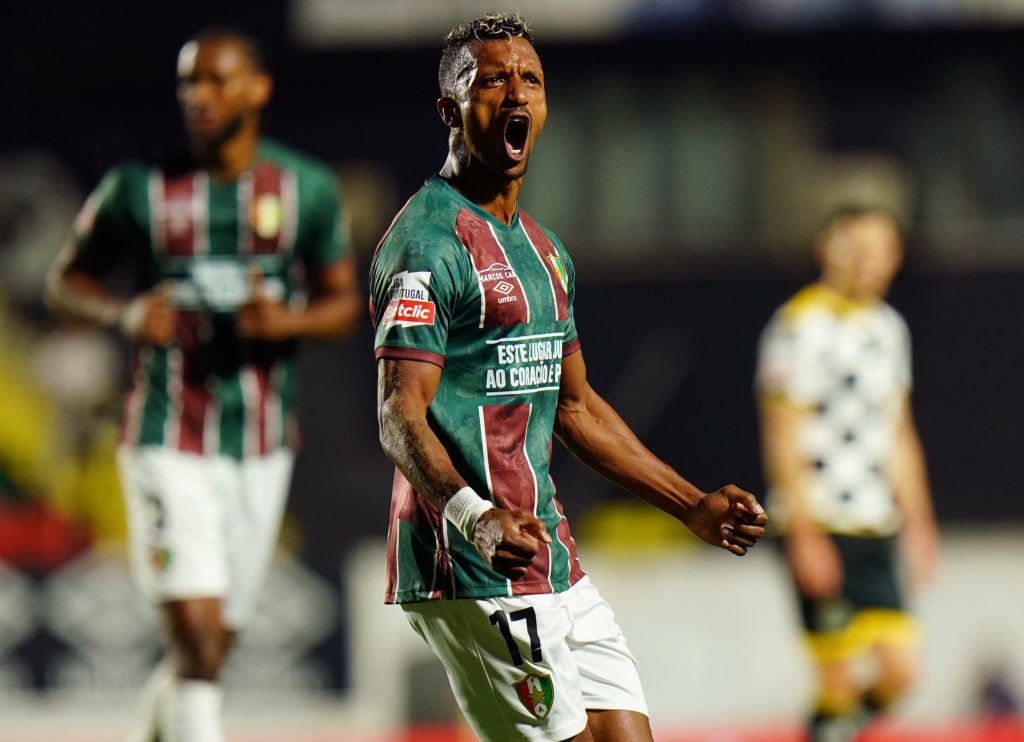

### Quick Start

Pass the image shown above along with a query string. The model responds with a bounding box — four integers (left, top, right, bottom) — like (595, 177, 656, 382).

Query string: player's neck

(192, 125, 261, 184)
(439, 155, 522, 226)
(817, 278, 877, 306)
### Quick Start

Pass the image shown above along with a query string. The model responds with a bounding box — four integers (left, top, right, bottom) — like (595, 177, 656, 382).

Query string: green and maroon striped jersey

(371, 176, 586, 604)
(70, 139, 350, 459)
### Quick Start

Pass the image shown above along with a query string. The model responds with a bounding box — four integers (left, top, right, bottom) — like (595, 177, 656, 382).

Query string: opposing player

(756, 206, 939, 742)
(370, 13, 767, 742)
(46, 27, 361, 742)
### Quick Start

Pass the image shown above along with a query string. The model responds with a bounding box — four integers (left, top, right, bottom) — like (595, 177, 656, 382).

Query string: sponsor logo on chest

(478, 262, 522, 305)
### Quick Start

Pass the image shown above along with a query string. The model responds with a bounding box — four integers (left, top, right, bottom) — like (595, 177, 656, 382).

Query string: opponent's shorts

(118, 445, 294, 629)
(402, 575, 648, 742)
(792, 534, 918, 662)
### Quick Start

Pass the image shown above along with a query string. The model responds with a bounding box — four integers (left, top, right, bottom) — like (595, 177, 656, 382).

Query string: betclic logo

(382, 270, 436, 328)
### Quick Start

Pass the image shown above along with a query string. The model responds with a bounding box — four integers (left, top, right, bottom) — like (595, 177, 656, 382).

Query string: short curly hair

(189, 26, 268, 74)
(438, 13, 534, 98)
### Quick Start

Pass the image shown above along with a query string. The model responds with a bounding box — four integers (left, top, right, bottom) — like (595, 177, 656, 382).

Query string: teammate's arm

(554, 350, 766, 555)
(45, 166, 177, 346)
(892, 396, 939, 587)
(759, 395, 842, 596)
(45, 242, 177, 346)
(376, 358, 550, 579)
(237, 256, 361, 341)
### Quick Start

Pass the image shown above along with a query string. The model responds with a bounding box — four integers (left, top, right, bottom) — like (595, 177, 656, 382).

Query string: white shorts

(117, 445, 294, 629)
(402, 576, 648, 742)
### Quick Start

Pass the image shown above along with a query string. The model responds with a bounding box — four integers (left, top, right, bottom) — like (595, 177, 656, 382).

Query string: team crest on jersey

(547, 254, 567, 292)
(514, 673, 554, 719)
(251, 193, 283, 239)
(382, 270, 436, 328)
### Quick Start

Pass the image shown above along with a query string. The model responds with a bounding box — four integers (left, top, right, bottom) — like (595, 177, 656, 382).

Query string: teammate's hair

(817, 203, 905, 244)
(438, 13, 534, 97)
(188, 26, 269, 74)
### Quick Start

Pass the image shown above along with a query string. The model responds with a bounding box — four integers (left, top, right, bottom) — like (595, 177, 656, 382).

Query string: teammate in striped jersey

(371, 13, 767, 742)
(46, 27, 361, 742)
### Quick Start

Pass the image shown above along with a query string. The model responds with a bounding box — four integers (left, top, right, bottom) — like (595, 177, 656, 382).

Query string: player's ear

(437, 97, 461, 129)
(250, 73, 273, 109)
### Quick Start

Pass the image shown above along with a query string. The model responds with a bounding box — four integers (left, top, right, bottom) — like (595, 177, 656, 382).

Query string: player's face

(821, 214, 903, 300)
(455, 37, 547, 178)
(176, 37, 270, 149)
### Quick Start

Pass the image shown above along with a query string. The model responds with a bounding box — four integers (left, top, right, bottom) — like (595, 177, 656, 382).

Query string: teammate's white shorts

(402, 575, 648, 742)
(117, 445, 294, 629)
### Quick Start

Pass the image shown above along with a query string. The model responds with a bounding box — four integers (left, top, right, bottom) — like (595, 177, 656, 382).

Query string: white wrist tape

(119, 295, 148, 338)
(443, 487, 494, 542)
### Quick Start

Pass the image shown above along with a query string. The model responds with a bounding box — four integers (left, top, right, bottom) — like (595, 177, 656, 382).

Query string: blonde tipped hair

(439, 13, 535, 97)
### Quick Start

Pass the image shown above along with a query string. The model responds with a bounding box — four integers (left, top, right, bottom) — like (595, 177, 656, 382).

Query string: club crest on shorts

(149, 546, 173, 572)
(514, 672, 553, 719)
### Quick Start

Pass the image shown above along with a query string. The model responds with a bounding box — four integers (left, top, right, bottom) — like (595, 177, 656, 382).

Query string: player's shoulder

(774, 284, 829, 324)
(386, 178, 465, 243)
(99, 158, 154, 188)
(875, 299, 911, 334)
(85, 157, 161, 212)
(876, 297, 905, 320)
(778, 282, 879, 325)
(258, 138, 336, 182)
(371, 180, 472, 281)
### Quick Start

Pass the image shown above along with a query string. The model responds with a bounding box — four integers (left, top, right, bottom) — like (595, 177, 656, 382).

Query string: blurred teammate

(370, 13, 767, 742)
(46, 27, 361, 742)
(756, 206, 939, 742)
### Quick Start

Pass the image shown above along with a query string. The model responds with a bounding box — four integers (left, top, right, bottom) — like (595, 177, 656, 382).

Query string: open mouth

(504, 115, 530, 161)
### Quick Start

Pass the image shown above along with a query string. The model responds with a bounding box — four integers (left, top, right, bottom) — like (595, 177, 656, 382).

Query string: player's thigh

(403, 593, 589, 742)
(221, 447, 294, 629)
(118, 446, 229, 602)
(577, 709, 653, 742)
(863, 611, 919, 695)
(563, 577, 648, 719)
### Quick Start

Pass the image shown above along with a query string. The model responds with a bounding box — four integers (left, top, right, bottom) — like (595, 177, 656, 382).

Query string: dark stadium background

(2, 0, 1021, 698)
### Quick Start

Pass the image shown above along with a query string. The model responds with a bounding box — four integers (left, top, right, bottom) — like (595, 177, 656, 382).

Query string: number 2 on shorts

(489, 607, 543, 666)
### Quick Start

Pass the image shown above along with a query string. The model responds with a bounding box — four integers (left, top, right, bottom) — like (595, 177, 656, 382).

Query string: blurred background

(1, 1, 1022, 740)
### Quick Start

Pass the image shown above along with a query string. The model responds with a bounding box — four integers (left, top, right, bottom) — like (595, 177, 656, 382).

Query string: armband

(443, 487, 494, 542)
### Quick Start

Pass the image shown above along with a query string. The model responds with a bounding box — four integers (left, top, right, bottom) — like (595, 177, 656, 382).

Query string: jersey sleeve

(65, 165, 143, 277)
(371, 225, 466, 367)
(755, 310, 825, 406)
(892, 309, 913, 394)
(297, 167, 350, 270)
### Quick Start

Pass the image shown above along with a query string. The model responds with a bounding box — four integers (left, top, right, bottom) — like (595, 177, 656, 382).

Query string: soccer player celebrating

(370, 13, 767, 742)
(46, 27, 361, 742)
(756, 206, 940, 742)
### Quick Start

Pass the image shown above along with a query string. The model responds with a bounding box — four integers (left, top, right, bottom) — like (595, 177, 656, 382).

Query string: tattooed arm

(377, 357, 550, 578)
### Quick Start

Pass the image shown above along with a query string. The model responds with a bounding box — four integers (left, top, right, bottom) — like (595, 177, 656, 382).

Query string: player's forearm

(377, 359, 472, 511)
(289, 291, 362, 340)
(378, 398, 469, 511)
(554, 390, 704, 519)
(893, 413, 935, 524)
(45, 266, 127, 330)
